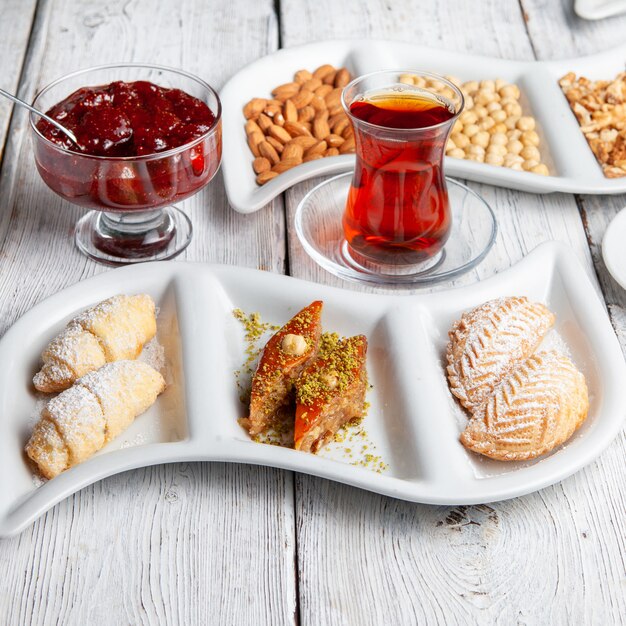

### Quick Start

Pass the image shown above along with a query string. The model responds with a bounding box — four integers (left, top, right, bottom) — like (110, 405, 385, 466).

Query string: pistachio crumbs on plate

(232, 308, 280, 402)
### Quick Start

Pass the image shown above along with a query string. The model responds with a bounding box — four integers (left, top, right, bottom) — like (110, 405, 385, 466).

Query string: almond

(314, 84, 333, 98)
(256, 170, 279, 185)
(290, 89, 315, 110)
(247, 131, 264, 157)
(272, 82, 300, 100)
(315, 109, 329, 122)
(302, 77, 322, 92)
(264, 104, 281, 118)
(257, 113, 272, 132)
(282, 143, 304, 161)
(259, 140, 280, 165)
(313, 115, 330, 141)
(334, 68, 351, 88)
(288, 136, 318, 149)
(294, 69, 313, 84)
(272, 157, 301, 173)
(253, 156, 271, 174)
(243, 98, 267, 119)
(245, 119, 263, 136)
(329, 112, 346, 128)
(246, 65, 355, 184)
(323, 70, 337, 85)
(328, 104, 343, 117)
(326, 133, 344, 148)
(324, 88, 342, 110)
(298, 106, 315, 123)
(333, 118, 350, 136)
(284, 121, 312, 137)
(304, 153, 324, 163)
(313, 64, 335, 80)
(310, 95, 326, 111)
(305, 140, 327, 157)
(339, 136, 355, 153)
(266, 136, 284, 154)
(284, 100, 298, 122)
(268, 124, 292, 144)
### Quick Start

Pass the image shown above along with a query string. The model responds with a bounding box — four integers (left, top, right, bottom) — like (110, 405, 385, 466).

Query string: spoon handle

(0, 87, 80, 145)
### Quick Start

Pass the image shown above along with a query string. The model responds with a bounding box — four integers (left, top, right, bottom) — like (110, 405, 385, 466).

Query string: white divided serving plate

(220, 39, 626, 213)
(1, 241, 625, 536)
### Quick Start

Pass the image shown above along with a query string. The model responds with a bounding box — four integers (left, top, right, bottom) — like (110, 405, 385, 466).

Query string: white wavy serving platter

(575, 0, 626, 19)
(220, 39, 626, 213)
(1, 241, 625, 536)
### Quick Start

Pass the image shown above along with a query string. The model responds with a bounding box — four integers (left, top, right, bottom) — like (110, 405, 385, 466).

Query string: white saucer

(602, 206, 626, 289)
(295, 173, 497, 286)
(1, 242, 624, 536)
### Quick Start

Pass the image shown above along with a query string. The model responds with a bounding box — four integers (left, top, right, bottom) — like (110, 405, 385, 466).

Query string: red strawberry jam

(37, 80, 215, 156)
(33, 80, 221, 211)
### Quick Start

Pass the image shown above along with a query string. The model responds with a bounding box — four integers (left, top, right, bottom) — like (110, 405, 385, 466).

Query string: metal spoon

(0, 87, 82, 148)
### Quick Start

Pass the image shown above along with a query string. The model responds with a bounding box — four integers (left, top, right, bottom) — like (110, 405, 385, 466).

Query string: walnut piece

(560, 71, 626, 179)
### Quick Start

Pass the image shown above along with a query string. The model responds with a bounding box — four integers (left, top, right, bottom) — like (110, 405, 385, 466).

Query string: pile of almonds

(559, 71, 626, 178)
(399, 73, 550, 175)
(243, 65, 355, 185)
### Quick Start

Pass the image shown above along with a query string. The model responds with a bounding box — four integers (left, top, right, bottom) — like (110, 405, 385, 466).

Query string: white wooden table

(1, 1, 625, 623)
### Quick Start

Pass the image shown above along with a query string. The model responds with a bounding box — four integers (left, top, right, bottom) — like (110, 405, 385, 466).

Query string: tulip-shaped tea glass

(342, 70, 464, 267)
(30, 64, 222, 264)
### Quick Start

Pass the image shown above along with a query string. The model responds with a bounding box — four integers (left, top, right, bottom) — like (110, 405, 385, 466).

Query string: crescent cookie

(446, 296, 555, 412)
(34, 294, 157, 393)
(26, 360, 165, 479)
(460, 351, 589, 461)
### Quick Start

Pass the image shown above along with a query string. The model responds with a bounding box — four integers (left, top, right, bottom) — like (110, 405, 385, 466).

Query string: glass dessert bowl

(30, 63, 222, 264)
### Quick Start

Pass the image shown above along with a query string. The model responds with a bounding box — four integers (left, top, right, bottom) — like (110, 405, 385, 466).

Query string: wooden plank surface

(0, 0, 37, 161)
(0, 0, 39, 246)
(280, 1, 626, 624)
(0, 1, 296, 625)
(1, 0, 626, 624)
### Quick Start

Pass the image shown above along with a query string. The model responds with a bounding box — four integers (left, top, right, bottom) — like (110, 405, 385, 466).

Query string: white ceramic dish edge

(575, 0, 626, 20)
(220, 39, 626, 213)
(602, 205, 626, 290)
(1, 241, 625, 537)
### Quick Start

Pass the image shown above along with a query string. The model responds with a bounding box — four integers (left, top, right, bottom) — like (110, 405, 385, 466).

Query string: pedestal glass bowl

(30, 63, 222, 264)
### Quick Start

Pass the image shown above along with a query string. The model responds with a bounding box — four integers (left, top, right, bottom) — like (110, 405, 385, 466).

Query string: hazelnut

(490, 132, 508, 146)
(472, 131, 490, 148)
(531, 163, 549, 175)
(521, 130, 540, 146)
(321, 372, 339, 390)
(448, 147, 465, 158)
(517, 116, 536, 132)
(281, 333, 308, 356)
(464, 123, 480, 138)
(520, 145, 540, 161)
(506, 139, 523, 155)
(485, 152, 504, 166)
(522, 159, 540, 171)
(491, 109, 507, 123)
